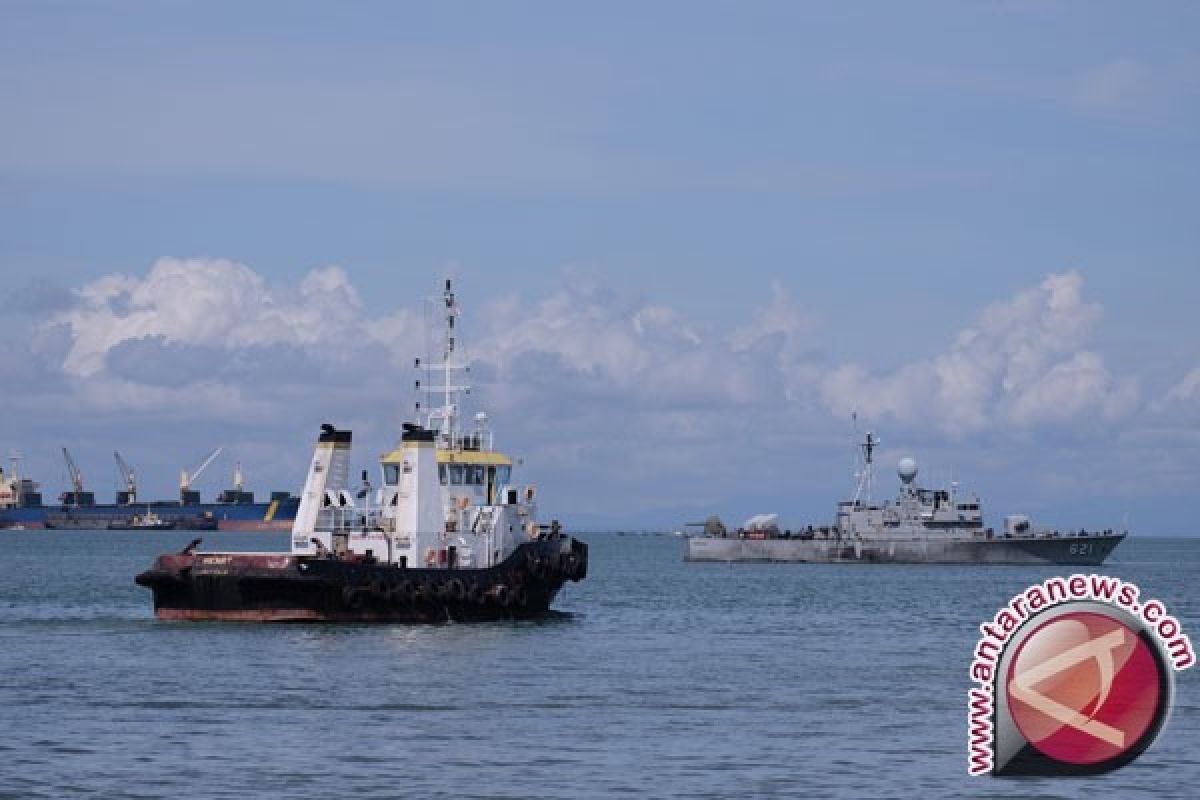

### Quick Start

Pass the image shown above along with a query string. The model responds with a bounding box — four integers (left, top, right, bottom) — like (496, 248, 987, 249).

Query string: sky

(1, 1, 1198, 532)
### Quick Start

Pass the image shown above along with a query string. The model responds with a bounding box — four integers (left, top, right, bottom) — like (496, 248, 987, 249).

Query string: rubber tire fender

(466, 581, 486, 603)
(393, 579, 416, 603)
(528, 558, 548, 580)
(441, 578, 466, 601)
(342, 584, 369, 609)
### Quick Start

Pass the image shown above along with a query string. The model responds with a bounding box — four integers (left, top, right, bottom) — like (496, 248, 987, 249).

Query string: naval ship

(685, 432, 1125, 565)
(136, 280, 588, 622)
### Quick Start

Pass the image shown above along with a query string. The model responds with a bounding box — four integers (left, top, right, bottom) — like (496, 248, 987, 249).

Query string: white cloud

(42, 258, 419, 379)
(477, 280, 769, 411)
(30, 262, 1140, 440)
(819, 271, 1137, 435)
(1151, 367, 1200, 418)
(730, 282, 810, 356)
(8, 260, 1169, 523)
(1162, 367, 1200, 405)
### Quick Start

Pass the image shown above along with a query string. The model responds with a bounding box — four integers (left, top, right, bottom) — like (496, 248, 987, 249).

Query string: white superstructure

(291, 279, 543, 569)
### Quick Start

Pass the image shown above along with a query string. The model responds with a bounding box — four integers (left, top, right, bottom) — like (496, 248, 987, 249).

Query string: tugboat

(685, 431, 1125, 565)
(135, 280, 588, 621)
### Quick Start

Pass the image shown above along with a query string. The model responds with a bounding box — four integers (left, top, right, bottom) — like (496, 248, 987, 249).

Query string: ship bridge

(380, 444, 514, 506)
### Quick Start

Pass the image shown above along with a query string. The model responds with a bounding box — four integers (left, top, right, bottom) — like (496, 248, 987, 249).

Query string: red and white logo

(1006, 611, 1163, 766)
(967, 576, 1192, 777)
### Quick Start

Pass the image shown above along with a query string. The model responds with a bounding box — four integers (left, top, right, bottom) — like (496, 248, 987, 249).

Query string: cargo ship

(136, 279, 588, 622)
(0, 451, 298, 531)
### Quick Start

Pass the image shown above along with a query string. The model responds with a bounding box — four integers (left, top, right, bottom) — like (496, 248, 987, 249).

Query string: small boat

(136, 280, 588, 622)
(109, 510, 176, 530)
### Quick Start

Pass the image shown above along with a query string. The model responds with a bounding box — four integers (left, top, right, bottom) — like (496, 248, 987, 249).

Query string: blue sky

(2, 2, 1198, 532)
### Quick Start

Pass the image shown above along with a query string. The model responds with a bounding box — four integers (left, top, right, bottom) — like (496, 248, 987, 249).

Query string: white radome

(897, 456, 918, 484)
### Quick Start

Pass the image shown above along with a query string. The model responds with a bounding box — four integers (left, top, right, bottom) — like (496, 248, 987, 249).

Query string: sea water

(0, 531, 1196, 798)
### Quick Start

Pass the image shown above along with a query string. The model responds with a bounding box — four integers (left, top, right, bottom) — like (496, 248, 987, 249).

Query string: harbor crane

(114, 451, 137, 505)
(59, 447, 92, 507)
(180, 447, 222, 504)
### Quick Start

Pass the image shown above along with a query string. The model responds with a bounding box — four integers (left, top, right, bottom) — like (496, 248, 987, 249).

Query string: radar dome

(897, 456, 918, 484)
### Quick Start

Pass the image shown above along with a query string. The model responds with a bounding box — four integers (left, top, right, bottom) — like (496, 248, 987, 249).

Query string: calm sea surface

(0, 531, 1196, 799)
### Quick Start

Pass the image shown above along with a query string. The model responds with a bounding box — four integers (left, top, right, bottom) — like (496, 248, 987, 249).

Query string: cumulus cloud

(38, 257, 420, 380)
(477, 280, 782, 413)
(25, 261, 1141, 441)
(6, 259, 1161, 520)
(1152, 368, 1200, 418)
(820, 272, 1137, 435)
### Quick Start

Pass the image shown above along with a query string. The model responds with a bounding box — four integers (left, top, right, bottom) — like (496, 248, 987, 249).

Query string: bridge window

(496, 466, 512, 487)
(384, 465, 400, 485)
(449, 464, 465, 485)
(438, 464, 448, 485)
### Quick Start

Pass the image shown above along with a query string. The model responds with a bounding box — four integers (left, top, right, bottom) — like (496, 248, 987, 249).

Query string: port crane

(60, 447, 88, 507)
(114, 451, 137, 505)
(180, 447, 222, 504)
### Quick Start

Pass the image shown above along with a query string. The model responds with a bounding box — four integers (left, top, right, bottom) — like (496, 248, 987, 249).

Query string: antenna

(417, 278, 472, 448)
(851, 429, 879, 507)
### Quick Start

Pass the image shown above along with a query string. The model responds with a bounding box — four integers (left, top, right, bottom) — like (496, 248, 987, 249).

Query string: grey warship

(685, 432, 1125, 565)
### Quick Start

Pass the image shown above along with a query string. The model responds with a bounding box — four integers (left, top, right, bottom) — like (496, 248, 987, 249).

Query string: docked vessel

(107, 510, 177, 531)
(0, 451, 298, 531)
(685, 432, 1125, 565)
(136, 280, 588, 622)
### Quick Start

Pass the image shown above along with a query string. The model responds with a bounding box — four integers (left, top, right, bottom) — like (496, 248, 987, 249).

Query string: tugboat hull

(684, 533, 1124, 566)
(136, 537, 587, 623)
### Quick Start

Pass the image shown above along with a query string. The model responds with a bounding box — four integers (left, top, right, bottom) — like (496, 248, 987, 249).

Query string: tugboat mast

(418, 279, 473, 449)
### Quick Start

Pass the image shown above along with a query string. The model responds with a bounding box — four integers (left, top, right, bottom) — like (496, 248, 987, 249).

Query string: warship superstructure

(686, 432, 1125, 565)
(136, 280, 588, 622)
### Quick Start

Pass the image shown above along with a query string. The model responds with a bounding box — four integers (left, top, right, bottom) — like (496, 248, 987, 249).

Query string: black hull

(135, 537, 588, 623)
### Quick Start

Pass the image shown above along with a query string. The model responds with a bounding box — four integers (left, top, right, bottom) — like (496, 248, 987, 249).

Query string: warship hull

(685, 533, 1124, 566)
(136, 537, 587, 623)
